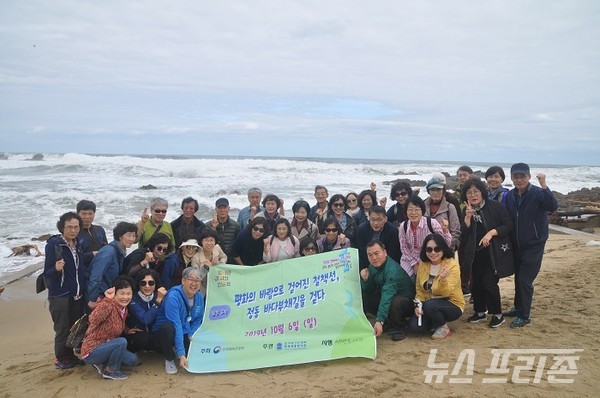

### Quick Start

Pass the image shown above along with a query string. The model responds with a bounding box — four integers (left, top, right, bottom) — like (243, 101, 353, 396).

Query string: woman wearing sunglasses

(345, 192, 360, 217)
(410, 233, 464, 340)
(316, 218, 351, 253)
(122, 233, 172, 277)
(126, 269, 167, 353)
(385, 182, 413, 227)
(230, 217, 267, 266)
(316, 194, 357, 246)
(160, 239, 200, 289)
(299, 237, 318, 257)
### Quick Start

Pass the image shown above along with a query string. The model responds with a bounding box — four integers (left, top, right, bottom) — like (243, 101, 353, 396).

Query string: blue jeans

(84, 337, 139, 371)
(513, 243, 545, 319)
(409, 298, 462, 332)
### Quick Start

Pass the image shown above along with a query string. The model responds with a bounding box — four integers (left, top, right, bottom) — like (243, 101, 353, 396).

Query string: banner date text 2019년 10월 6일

(187, 248, 376, 373)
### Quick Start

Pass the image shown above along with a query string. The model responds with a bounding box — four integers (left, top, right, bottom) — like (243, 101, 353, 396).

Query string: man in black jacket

(356, 205, 401, 270)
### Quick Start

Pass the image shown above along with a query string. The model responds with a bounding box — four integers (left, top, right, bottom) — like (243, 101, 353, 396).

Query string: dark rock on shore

(140, 184, 157, 190)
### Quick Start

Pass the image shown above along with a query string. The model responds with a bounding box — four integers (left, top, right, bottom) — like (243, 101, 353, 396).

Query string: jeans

(513, 243, 545, 319)
(84, 337, 139, 371)
(409, 298, 462, 332)
(48, 295, 85, 360)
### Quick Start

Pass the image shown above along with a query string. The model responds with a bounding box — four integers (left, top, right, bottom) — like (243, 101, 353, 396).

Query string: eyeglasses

(347, 198, 357, 203)
(332, 203, 344, 208)
(183, 246, 198, 251)
(185, 278, 201, 284)
(155, 245, 168, 253)
(153, 209, 167, 214)
(324, 228, 338, 233)
(425, 246, 443, 253)
(253, 226, 265, 233)
(466, 190, 481, 197)
(395, 192, 408, 197)
(303, 246, 317, 252)
(139, 280, 156, 287)
(406, 208, 422, 213)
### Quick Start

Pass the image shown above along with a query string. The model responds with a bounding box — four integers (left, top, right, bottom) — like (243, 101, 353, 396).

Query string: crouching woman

(81, 277, 140, 380)
(410, 234, 465, 340)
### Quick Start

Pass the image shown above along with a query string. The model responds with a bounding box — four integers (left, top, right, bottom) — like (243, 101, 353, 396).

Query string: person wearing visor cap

(160, 239, 200, 289)
(503, 163, 558, 329)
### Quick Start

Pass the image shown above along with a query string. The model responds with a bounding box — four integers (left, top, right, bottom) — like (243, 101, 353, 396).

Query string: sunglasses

(347, 198, 357, 203)
(153, 209, 167, 214)
(395, 191, 408, 197)
(332, 203, 345, 208)
(303, 246, 317, 251)
(155, 246, 168, 253)
(139, 280, 156, 287)
(183, 245, 198, 251)
(425, 246, 443, 253)
(324, 228, 338, 233)
(253, 226, 265, 233)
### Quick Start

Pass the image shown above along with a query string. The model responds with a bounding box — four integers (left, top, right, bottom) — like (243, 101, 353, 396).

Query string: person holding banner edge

(152, 267, 205, 375)
(360, 240, 415, 341)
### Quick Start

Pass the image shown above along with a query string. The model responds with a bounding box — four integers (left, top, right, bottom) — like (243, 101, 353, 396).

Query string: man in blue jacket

(152, 267, 205, 374)
(503, 163, 558, 329)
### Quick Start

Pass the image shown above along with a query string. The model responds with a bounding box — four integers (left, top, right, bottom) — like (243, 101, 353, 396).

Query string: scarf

(471, 200, 486, 224)
(138, 291, 154, 304)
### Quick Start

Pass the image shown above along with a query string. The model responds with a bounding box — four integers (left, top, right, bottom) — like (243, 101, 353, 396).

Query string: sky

(1, 1, 599, 165)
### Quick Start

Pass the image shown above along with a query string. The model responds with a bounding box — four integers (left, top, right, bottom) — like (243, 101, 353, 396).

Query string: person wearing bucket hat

(160, 239, 200, 289)
(424, 173, 461, 251)
(503, 163, 558, 329)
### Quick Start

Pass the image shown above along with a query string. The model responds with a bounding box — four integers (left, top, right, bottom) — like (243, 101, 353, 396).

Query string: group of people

(44, 161, 557, 378)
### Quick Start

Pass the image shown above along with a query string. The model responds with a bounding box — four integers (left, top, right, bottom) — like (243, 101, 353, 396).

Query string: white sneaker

(165, 360, 178, 375)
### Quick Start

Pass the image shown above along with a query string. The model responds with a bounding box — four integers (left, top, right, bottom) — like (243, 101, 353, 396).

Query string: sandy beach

(1, 232, 599, 398)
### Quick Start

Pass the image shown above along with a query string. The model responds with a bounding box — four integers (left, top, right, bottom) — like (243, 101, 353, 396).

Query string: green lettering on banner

(187, 248, 376, 373)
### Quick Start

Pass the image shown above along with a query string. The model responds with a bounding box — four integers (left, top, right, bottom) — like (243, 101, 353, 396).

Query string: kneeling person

(360, 240, 415, 341)
(152, 267, 205, 374)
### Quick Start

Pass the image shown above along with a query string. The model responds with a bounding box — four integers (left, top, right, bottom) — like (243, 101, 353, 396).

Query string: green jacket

(361, 256, 415, 323)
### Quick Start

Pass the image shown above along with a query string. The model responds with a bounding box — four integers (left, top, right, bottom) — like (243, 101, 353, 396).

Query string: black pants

(152, 323, 189, 361)
(48, 296, 85, 360)
(125, 331, 154, 353)
(363, 291, 414, 329)
(471, 248, 501, 315)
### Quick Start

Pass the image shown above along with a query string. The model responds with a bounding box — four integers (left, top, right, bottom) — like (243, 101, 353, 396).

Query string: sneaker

(503, 307, 519, 317)
(389, 329, 406, 341)
(54, 358, 77, 369)
(510, 316, 531, 329)
(467, 313, 487, 323)
(165, 359, 178, 375)
(102, 368, 128, 380)
(91, 363, 104, 375)
(431, 325, 452, 340)
(489, 316, 506, 328)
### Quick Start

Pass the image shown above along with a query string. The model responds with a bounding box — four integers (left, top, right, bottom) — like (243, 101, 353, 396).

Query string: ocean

(1, 152, 599, 283)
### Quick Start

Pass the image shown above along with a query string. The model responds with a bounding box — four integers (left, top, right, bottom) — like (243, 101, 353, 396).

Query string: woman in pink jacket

(263, 218, 300, 263)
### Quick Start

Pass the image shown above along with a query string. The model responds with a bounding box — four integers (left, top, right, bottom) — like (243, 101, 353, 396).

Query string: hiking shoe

(489, 316, 506, 328)
(102, 368, 128, 380)
(389, 329, 406, 341)
(467, 313, 487, 323)
(503, 307, 519, 317)
(165, 359, 178, 375)
(510, 316, 531, 329)
(431, 325, 451, 340)
(54, 358, 77, 369)
(91, 363, 104, 375)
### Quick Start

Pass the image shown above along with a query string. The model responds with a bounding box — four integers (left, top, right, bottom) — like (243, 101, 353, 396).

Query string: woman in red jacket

(81, 277, 139, 380)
